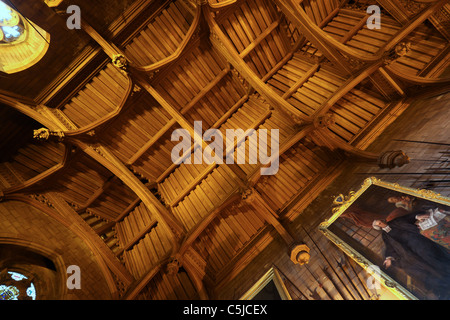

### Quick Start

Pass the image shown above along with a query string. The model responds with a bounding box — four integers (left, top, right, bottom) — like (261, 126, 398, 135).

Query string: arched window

(0, 1, 50, 73)
(0, 271, 37, 300)
(0, 1, 25, 43)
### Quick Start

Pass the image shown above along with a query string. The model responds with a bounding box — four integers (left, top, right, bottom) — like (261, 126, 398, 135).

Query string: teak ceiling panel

(300, 0, 340, 25)
(116, 201, 155, 249)
(60, 63, 129, 128)
(153, 43, 229, 111)
(49, 154, 112, 207)
(219, 0, 292, 79)
(122, 223, 173, 279)
(101, 94, 170, 155)
(88, 182, 137, 221)
(124, 0, 195, 66)
(171, 165, 239, 231)
(322, 8, 402, 54)
(391, 24, 447, 75)
(328, 88, 387, 143)
(131, 130, 183, 182)
(7, 141, 65, 182)
(136, 269, 197, 300)
(268, 51, 347, 117)
(1, 0, 449, 301)
(182, 72, 248, 129)
(257, 139, 333, 210)
(192, 202, 266, 276)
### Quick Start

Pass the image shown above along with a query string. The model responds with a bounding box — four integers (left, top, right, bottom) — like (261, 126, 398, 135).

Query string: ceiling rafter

(69, 3, 400, 298)
(67, 9, 268, 298)
(2, 0, 448, 301)
(0, 71, 136, 139)
(125, 63, 232, 170)
(204, 5, 313, 124)
(70, 140, 186, 246)
(4, 192, 134, 291)
(130, 5, 202, 72)
(1, 143, 71, 196)
(37, 0, 170, 106)
(274, 0, 448, 75)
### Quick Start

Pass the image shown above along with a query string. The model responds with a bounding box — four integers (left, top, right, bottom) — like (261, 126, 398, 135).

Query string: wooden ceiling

(0, 0, 449, 299)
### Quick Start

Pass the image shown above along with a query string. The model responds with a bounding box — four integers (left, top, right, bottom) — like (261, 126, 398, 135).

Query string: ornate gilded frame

(319, 177, 450, 300)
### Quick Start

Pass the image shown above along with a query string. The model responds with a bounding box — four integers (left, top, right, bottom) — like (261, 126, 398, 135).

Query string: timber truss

(0, 0, 449, 299)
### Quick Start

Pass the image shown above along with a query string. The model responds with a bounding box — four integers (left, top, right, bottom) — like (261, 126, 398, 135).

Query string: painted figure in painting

(372, 206, 450, 299)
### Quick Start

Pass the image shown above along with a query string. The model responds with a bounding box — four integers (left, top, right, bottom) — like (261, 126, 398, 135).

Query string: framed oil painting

(319, 177, 450, 300)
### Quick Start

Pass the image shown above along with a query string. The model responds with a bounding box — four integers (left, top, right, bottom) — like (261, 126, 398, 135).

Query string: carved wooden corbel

(383, 42, 412, 65)
(33, 128, 65, 142)
(308, 123, 410, 169)
(166, 256, 182, 276)
(289, 243, 311, 265)
(112, 54, 129, 75)
(377, 150, 410, 169)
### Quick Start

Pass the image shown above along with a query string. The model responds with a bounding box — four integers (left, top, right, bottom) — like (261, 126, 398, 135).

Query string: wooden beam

(380, 0, 448, 54)
(0, 93, 61, 131)
(314, 61, 383, 117)
(375, 0, 410, 25)
(377, 67, 405, 96)
(208, 0, 239, 10)
(318, 7, 339, 28)
(182, 247, 211, 300)
(126, 119, 177, 166)
(133, 73, 203, 143)
(247, 124, 315, 186)
(276, 0, 447, 75)
(68, 140, 186, 249)
(282, 63, 320, 99)
(418, 44, 450, 78)
(44, 192, 135, 286)
(280, 160, 346, 221)
(76, 176, 118, 213)
(170, 164, 217, 207)
(115, 197, 141, 223)
(274, 0, 357, 75)
(239, 19, 281, 59)
(204, 5, 312, 124)
(63, 76, 135, 137)
(155, 94, 249, 184)
(0, 70, 135, 138)
(38, 0, 168, 106)
(340, 15, 369, 44)
(116, 219, 158, 256)
(428, 4, 450, 41)
(2, 144, 71, 196)
(131, 5, 203, 72)
(81, 21, 124, 60)
(123, 262, 162, 300)
(180, 67, 231, 114)
(242, 188, 294, 245)
(385, 64, 450, 85)
(178, 191, 242, 255)
(214, 226, 275, 291)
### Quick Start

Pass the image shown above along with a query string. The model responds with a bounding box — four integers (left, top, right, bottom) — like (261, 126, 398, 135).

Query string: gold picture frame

(319, 177, 450, 300)
(240, 266, 292, 300)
